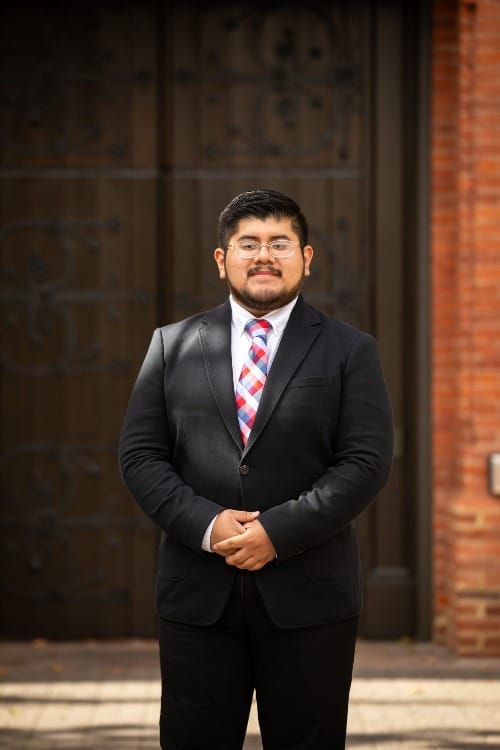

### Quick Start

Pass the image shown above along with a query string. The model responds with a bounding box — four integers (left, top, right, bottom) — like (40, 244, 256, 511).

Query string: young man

(119, 189, 393, 749)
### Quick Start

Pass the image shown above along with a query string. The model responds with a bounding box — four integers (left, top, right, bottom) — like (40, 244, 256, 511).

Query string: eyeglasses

(228, 240, 298, 259)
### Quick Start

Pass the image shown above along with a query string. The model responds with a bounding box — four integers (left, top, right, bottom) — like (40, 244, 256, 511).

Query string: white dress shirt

(201, 295, 299, 551)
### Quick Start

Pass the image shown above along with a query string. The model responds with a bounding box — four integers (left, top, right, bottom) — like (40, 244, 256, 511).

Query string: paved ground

(0, 638, 499, 749)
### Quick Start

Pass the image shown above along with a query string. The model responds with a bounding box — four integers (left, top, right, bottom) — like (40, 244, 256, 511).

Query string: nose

(254, 243, 275, 262)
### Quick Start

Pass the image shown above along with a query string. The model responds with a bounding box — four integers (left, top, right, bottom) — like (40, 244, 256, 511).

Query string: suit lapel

(198, 300, 243, 450)
(199, 297, 322, 455)
(244, 297, 321, 455)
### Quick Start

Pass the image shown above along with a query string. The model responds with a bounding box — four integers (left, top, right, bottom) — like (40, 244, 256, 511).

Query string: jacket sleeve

(258, 332, 394, 560)
(118, 328, 224, 552)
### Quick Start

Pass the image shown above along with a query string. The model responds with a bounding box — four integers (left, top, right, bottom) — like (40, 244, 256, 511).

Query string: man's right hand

(210, 509, 260, 551)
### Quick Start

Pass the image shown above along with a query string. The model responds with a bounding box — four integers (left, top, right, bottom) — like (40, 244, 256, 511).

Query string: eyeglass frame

(227, 239, 299, 259)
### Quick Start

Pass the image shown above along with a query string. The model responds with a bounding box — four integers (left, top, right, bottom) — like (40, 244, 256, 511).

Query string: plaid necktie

(236, 318, 272, 445)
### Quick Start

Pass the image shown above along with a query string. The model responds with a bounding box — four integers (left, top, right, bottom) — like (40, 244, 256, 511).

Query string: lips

(248, 267, 281, 277)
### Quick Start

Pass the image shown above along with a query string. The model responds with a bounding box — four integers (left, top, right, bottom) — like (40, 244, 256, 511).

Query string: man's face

(213, 216, 313, 316)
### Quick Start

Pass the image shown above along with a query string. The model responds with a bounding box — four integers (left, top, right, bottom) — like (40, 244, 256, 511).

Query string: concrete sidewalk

(0, 638, 499, 749)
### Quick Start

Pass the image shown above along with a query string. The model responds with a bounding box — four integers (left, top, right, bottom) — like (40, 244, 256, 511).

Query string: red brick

(431, 0, 500, 658)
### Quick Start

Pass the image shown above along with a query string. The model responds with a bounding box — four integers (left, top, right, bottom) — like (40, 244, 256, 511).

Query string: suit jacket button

(239, 464, 250, 475)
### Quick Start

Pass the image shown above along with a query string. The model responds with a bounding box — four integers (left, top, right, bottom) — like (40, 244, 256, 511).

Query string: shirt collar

(229, 295, 298, 337)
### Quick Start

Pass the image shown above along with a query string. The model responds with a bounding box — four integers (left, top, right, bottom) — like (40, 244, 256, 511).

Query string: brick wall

(431, 0, 500, 656)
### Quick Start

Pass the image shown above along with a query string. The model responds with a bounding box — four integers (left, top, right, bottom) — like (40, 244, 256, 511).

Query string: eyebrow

(237, 234, 292, 241)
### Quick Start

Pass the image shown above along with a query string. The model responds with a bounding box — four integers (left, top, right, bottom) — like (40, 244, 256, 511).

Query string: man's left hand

(213, 520, 276, 571)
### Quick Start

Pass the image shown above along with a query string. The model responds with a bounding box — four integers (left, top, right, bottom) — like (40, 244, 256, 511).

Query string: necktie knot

(245, 318, 271, 341)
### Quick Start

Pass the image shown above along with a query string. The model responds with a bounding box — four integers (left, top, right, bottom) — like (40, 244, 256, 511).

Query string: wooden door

(0, 1, 422, 638)
(0, 2, 159, 637)
(162, 0, 418, 638)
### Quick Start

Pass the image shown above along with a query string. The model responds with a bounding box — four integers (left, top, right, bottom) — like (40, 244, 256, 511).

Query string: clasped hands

(210, 509, 276, 571)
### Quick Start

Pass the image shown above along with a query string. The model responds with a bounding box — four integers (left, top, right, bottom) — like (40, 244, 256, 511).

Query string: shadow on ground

(0, 727, 264, 750)
(1, 726, 499, 750)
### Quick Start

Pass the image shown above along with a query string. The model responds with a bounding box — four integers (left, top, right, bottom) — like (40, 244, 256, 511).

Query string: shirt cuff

(201, 515, 218, 552)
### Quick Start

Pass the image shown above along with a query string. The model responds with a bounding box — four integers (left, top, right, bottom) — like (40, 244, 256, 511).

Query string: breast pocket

(280, 374, 340, 432)
(288, 375, 337, 389)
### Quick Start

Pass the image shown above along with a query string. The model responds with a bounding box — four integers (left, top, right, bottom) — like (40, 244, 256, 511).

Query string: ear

(214, 248, 226, 279)
(303, 245, 313, 276)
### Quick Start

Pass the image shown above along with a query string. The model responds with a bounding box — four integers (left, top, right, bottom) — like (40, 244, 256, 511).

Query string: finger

(213, 533, 246, 552)
(228, 554, 255, 569)
(225, 554, 244, 567)
(235, 557, 267, 571)
(242, 561, 264, 571)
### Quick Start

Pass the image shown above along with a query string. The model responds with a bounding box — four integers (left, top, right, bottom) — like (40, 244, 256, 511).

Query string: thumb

(234, 509, 260, 521)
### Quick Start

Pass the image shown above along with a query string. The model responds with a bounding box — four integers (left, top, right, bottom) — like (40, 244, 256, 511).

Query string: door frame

(363, 0, 432, 640)
(414, 0, 432, 641)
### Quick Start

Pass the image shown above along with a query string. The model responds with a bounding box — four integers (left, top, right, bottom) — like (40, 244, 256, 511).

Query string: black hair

(217, 189, 309, 249)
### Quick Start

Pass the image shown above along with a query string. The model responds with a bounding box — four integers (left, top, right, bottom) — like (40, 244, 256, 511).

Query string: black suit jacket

(119, 295, 393, 628)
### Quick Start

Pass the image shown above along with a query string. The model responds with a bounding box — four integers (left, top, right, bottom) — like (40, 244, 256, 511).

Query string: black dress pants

(158, 572, 358, 750)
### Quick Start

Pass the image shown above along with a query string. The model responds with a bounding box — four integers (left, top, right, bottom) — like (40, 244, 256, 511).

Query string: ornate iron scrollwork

(0, 218, 151, 376)
(0, 443, 153, 602)
(0, 4, 148, 160)
(175, 3, 362, 160)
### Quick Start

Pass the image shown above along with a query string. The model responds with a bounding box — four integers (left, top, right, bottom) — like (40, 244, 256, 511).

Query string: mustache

(247, 266, 282, 277)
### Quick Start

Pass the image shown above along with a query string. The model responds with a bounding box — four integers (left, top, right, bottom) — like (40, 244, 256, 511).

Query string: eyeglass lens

(234, 241, 295, 257)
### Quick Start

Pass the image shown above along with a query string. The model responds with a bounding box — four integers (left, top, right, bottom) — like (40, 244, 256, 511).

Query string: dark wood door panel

(165, 2, 368, 170)
(0, 2, 158, 169)
(163, 1, 415, 638)
(0, 176, 158, 637)
(164, 1, 371, 327)
(0, 0, 160, 638)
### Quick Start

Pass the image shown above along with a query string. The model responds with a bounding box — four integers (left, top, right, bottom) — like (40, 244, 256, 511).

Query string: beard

(224, 265, 306, 315)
